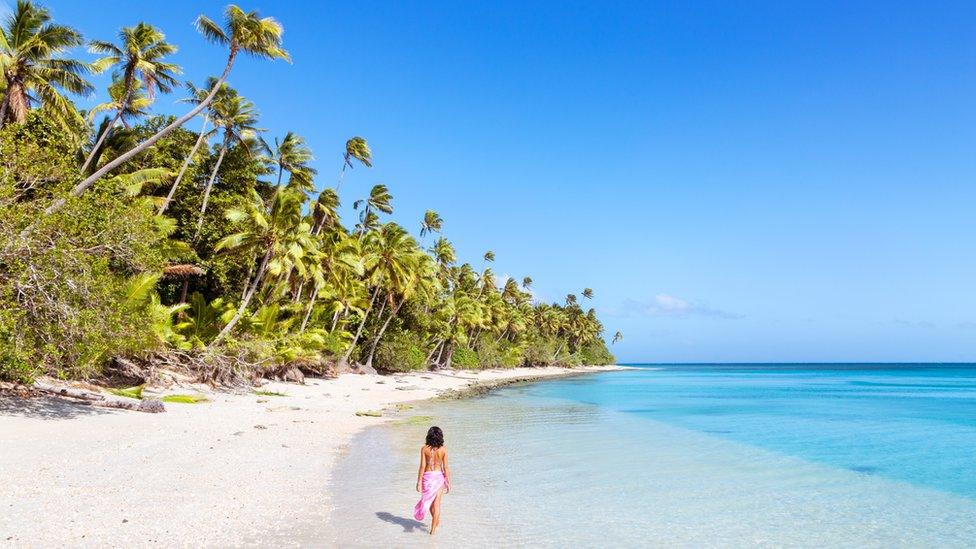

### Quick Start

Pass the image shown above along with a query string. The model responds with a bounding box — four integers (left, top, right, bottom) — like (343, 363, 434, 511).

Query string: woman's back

(422, 445, 446, 472)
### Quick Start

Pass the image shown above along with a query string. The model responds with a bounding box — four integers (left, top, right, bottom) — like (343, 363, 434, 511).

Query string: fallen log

(31, 382, 166, 413)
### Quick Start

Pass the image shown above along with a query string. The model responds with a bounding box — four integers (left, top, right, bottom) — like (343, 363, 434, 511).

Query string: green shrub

(475, 339, 523, 369)
(0, 116, 169, 381)
(579, 340, 616, 365)
(522, 336, 559, 367)
(450, 346, 479, 369)
(373, 331, 427, 373)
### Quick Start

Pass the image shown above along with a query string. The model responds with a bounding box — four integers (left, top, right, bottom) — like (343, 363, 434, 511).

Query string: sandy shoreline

(0, 365, 620, 547)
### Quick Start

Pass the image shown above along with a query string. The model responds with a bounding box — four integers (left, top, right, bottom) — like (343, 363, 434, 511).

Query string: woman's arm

(416, 447, 427, 492)
(442, 449, 451, 493)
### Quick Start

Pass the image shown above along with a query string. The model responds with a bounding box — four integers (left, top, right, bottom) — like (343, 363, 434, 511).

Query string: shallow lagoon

(328, 365, 976, 547)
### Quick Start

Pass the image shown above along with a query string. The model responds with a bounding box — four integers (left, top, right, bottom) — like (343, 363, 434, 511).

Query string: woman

(414, 426, 451, 535)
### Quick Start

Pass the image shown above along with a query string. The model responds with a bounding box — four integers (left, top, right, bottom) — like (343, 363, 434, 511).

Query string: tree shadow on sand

(0, 395, 114, 420)
(375, 512, 427, 533)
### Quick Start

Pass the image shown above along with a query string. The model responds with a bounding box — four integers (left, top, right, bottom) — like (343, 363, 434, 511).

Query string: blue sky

(22, 1, 976, 362)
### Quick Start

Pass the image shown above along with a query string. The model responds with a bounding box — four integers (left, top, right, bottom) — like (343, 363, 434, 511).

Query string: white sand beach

(0, 366, 618, 547)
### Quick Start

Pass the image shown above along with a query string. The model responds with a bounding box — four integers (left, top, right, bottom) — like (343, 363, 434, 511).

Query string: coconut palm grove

(0, 2, 615, 383)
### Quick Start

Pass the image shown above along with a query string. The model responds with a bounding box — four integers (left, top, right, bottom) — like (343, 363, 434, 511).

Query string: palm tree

(0, 0, 93, 129)
(212, 188, 314, 343)
(265, 131, 316, 190)
(335, 136, 371, 192)
(612, 331, 623, 345)
(82, 22, 180, 173)
(340, 223, 416, 364)
(299, 232, 361, 333)
(522, 276, 532, 290)
(310, 187, 340, 235)
(82, 79, 151, 171)
(54, 4, 289, 215)
(362, 225, 426, 368)
(483, 250, 495, 264)
(158, 77, 228, 215)
(582, 288, 594, 299)
(353, 184, 393, 238)
(194, 88, 262, 239)
(420, 210, 442, 239)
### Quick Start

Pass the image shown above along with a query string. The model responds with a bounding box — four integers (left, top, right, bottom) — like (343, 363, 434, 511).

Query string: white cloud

(608, 294, 741, 319)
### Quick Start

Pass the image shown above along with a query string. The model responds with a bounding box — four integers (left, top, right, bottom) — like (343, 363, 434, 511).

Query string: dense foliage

(0, 2, 615, 383)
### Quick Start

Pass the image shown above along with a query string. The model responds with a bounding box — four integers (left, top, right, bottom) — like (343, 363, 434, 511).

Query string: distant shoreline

(0, 365, 622, 547)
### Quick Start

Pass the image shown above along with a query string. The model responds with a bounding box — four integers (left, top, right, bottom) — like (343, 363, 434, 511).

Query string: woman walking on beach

(414, 426, 451, 535)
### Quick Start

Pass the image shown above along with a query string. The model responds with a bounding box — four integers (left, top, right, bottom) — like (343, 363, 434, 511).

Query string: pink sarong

(414, 470, 447, 521)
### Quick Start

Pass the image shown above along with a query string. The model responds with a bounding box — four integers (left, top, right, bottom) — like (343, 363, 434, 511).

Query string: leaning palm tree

(310, 187, 340, 235)
(53, 4, 289, 215)
(82, 79, 151, 172)
(522, 276, 533, 289)
(194, 88, 262, 238)
(420, 210, 443, 239)
(212, 188, 314, 343)
(353, 184, 393, 238)
(158, 77, 229, 215)
(612, 331, 623, 345)
(483, 250, 495, 263)
(582, 288, 594, 299)
(81, 22, 181, 173)
(341, 223, 418, 368)
(0, 0, 93, 129)
(335, 136, 371, 192)
(264, 131, 316, 190)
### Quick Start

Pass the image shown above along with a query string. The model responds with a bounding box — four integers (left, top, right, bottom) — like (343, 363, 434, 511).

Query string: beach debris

(31, 381, 166, 413)
(160, 394, 208, 404)
(253, 390, 287, 397)
(253, 424, 268, 430)
(355, 410, 383, 417)
(396, 385, 420, 391)
(395, 403, 413, 411)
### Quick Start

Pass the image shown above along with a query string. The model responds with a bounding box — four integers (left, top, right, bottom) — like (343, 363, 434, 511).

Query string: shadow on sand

(0, 395, 114, 420)
(376, 511, 428, 533)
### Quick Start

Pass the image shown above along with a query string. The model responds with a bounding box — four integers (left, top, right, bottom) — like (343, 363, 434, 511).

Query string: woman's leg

(430, 489, 444, 534)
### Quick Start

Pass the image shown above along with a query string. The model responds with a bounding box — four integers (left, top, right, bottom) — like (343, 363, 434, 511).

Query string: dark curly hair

(425, 426, 444, 448)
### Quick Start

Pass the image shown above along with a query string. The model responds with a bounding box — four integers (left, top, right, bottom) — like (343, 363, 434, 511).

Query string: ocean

(327, 364, 976, 547)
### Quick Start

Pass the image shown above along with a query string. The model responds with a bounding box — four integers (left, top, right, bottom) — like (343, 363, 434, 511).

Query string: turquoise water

(328, 365, 976, 547)
(550, 364, 976, 498)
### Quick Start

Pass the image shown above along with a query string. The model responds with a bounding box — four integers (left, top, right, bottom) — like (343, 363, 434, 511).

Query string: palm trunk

(334, 162, 347, 192)
(340, 285, 381, 364)
(47, 47, 239, 216)
(159, 115, 210, 215)
(179, 278, 190, 304)
(434, 342, 447, 367)
(240, 260, 254, 301)
(212, 245, 271, 345)
(424, 339, 444, 366)
(299, 285, 318, 333)
(494, 327, 509, 344)
(552, 341, 566, 362)
(80, 108, 124, 174)
(330, 308, 342, 332)
(365, 299, 404, 366)
(193, 142, 228, 239)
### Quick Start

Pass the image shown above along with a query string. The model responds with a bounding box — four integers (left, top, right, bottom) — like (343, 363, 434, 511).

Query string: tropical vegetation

(0, 2, 615, 384)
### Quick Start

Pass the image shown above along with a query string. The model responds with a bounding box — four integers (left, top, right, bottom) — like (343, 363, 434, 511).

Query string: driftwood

(31, 382, 166, 413)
